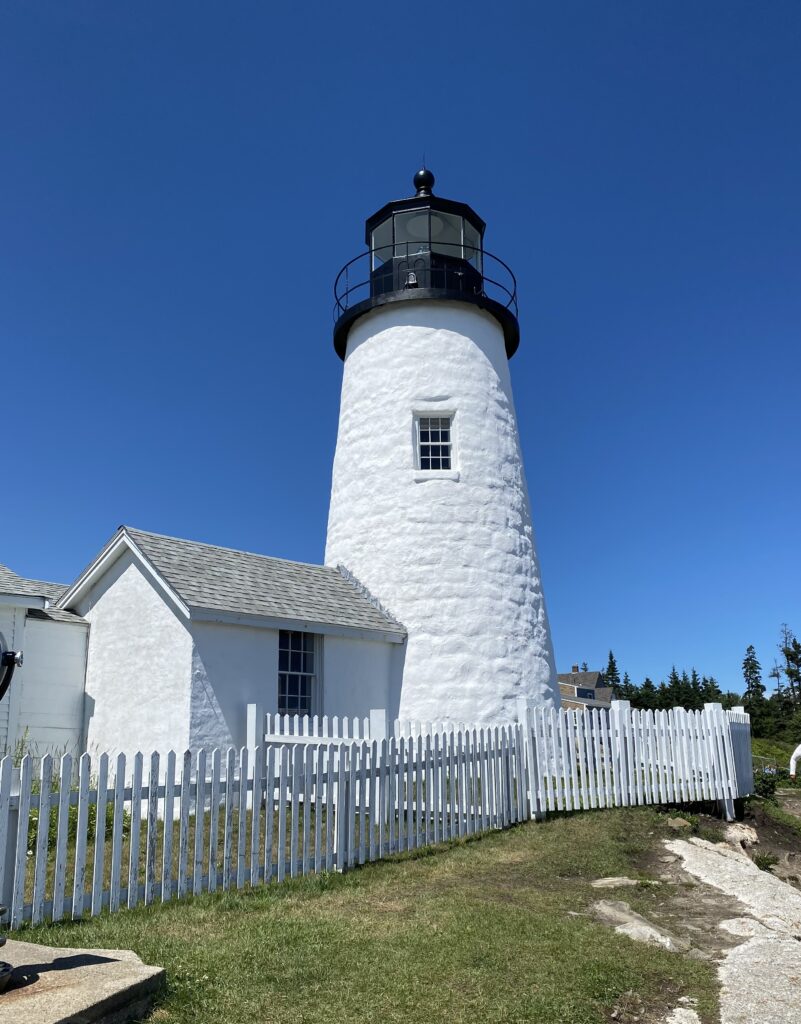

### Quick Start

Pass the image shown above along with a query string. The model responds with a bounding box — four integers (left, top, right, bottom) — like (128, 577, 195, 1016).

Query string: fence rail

(0, 701, 751, 932)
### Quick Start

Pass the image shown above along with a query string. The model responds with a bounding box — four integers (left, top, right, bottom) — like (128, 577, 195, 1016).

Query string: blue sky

(2, 2, 799, 692)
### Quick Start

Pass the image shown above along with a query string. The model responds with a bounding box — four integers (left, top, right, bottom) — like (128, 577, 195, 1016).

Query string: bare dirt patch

(777, 789, 801, 819)
(737, 800, 801, 888)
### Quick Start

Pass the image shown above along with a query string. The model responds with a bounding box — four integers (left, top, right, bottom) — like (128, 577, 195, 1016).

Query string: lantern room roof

(364, 168, 486, 245)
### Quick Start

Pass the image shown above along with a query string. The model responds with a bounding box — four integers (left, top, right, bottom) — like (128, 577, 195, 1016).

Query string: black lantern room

(333, 169, 519, 359)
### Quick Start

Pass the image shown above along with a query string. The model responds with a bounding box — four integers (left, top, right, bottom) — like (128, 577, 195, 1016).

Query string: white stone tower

(326, 169, 558, 723)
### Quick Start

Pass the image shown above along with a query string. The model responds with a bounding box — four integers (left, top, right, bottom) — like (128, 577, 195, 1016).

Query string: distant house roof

(59, 526, 406, 642)
(557, 670, 604, 688)
(0, 563, 67, 608)
(557, 669, 613, 710)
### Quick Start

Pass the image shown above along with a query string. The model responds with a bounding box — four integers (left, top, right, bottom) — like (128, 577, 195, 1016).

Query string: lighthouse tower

(325, 169, 558, 723)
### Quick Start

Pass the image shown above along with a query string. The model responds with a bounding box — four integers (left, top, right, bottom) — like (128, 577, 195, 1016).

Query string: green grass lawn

(20, 807, 718, 1024)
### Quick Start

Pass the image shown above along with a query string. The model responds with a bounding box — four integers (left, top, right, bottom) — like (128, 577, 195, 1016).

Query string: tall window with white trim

(416, 415, 452, 471)
(278, 630, 318, 716)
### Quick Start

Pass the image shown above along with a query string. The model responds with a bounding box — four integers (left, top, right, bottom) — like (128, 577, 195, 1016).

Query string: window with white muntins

(278, 630, 318, 715)
(416, 415, 452, 471)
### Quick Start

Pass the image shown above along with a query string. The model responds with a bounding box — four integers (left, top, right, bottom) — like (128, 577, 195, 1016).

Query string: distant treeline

(598, 624, 801, 743)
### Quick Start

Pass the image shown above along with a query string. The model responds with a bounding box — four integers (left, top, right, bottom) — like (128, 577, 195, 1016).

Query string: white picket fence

(0, 702, 751, 931)
(253, 708, 498, 746)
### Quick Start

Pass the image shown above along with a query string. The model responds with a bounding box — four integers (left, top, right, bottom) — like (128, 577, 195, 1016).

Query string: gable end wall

(78, 550, 192, 757)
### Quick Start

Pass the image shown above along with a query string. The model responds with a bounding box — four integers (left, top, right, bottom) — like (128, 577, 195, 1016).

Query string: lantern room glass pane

(464, 220, 482, 271)
(431, 211, 463, 259)
(371, 217, 393, 268)
(394, 209, 430, 256)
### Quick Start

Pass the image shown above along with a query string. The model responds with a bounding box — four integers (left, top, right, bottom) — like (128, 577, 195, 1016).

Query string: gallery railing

(333, 242, 518, 322)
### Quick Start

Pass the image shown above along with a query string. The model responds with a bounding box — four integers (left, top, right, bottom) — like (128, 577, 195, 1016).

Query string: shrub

(27, 800, 130, 855)
(753, 767, 779, 801)
(753, 851, 779, 872)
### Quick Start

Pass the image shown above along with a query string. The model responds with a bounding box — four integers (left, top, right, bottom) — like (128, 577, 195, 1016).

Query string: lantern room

(333, 168, 520, 360)
(367, 168, 485, 281)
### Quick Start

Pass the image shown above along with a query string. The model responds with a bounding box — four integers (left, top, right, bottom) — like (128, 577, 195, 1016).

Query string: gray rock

(591, 899, 689, 952)
(724, 823, 759, 850)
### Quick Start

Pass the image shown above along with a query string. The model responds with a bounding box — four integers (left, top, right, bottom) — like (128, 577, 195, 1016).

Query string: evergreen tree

(679, 670, 696, 708)
(580, 661, 589, 672)
(604, 650, 621, 692)
(665, 667, 682, 707)
(616, 671, 637, 701)
(699, 675, 723, 703)
(742, 645, 765, 700)
(639, 677, 658, 709)
(780, 625, 801, 703)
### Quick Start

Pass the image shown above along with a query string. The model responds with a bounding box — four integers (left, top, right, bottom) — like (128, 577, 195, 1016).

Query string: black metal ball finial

(413, 167, 435, 196)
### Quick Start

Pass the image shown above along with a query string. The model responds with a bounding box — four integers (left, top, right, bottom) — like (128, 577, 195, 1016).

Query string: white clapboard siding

(0, 702, 752, 931)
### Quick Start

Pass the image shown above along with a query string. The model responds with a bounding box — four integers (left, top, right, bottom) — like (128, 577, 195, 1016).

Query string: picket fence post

(246, 703, 264, 753)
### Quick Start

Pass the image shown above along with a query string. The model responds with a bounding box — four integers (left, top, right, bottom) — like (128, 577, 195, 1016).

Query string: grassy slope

(22, 808, 717, 1024)
(752, 736, 796, 764)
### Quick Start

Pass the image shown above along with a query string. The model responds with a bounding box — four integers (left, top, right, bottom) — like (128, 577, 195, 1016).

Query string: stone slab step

(0, 938, 164, 1024)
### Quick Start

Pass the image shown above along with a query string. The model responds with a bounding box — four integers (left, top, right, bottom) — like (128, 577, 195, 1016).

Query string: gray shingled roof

(557, 671, 604, 688)
(0, 563, 67, 603)
(27, 607, 87, 625)
(115, 528, 405, 637)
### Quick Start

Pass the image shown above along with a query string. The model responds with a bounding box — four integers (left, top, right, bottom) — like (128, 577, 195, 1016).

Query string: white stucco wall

(325, 300, 558, 723)
(189, 623, 398, 747)
(16, 617, 88, 757)
(322, 634, 399, 720)
(189, 621, 279, 751)
(78, 551, 192, 757)
(0, 604, 24, 754)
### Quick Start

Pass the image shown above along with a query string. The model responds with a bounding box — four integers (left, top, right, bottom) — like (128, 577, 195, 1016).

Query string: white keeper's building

(1, 169, 559, 758)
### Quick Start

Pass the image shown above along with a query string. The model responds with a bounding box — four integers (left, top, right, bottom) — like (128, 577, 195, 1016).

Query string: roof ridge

(336, 565, 404, 629)
(123, 526, 334, 573)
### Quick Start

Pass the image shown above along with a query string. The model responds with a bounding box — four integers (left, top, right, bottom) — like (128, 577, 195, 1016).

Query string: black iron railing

(333, 242, 518, 323)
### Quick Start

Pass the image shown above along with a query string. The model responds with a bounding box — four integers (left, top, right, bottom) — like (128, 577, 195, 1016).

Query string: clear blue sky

(2, 2, 799, 692)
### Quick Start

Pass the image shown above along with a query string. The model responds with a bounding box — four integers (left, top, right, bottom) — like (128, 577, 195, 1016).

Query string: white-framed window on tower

(278, 630, 320, 716)
(415, 414, 453, 471)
